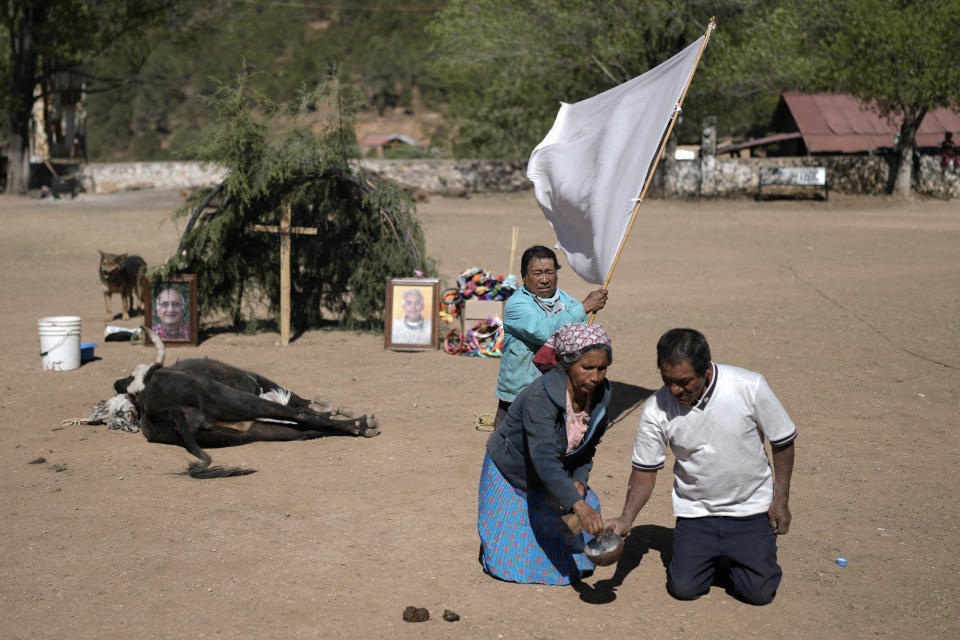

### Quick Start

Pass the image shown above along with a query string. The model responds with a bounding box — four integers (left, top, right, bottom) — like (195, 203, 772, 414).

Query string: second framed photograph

(384, 278, 439, 350)
(144, 274, 199, 346)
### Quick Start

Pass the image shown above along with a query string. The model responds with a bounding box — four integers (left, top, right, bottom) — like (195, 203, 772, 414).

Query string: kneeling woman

(478, 323, 613, 585)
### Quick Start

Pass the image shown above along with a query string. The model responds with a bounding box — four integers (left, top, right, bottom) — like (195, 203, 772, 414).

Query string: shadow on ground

(606, 380, 655, 427)
(573, 524, 673, 604)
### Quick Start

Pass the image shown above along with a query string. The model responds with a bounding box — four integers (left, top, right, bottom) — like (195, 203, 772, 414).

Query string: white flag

(527, 35, 706, 284)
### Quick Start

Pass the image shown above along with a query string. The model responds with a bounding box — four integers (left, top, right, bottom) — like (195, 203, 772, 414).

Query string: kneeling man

(605, 328, 796, 605)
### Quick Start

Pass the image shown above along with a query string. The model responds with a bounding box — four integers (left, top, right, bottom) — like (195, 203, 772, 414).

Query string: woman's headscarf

(553, 323, 611, 357)
(533, 322, 612, 372)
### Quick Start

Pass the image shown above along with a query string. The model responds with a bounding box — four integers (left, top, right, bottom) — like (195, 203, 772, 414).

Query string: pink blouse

(565, 389, 592, 452)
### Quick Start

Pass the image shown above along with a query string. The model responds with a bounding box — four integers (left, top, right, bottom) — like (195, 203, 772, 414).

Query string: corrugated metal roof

(781, 93, 960, 153)
(362, 133, 419, 148)
(717, 132, 803, 155)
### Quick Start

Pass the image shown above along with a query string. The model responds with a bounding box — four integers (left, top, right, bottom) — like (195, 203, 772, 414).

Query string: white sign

(759, 167, 827, 186)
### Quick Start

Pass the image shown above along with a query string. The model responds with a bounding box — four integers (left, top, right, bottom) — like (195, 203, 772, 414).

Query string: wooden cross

(251, 202, 318, 345)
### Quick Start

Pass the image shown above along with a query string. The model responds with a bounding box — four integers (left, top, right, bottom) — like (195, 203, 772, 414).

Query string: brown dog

(99, 250, 147, 321)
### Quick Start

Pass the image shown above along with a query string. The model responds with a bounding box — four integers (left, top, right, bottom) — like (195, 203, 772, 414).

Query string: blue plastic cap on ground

(836, 557, 848, 566)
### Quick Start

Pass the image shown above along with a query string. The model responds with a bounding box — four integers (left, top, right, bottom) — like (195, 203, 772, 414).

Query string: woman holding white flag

(493, 246, 607, 427)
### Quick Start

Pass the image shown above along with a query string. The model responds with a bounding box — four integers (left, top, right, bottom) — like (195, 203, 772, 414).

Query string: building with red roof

(719, 93, 960, 156)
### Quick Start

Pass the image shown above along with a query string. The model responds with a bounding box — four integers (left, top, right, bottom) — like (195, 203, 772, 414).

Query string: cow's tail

(168, 406, 256, 479)
(184, 461, 256, 478)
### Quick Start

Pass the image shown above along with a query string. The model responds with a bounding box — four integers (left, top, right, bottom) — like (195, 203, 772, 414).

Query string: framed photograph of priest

(384, 278, 439, 350)
(143, 275, 199, 347)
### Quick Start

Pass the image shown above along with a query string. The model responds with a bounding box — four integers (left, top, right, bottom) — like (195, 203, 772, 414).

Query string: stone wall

(74, 162, 228, 194)
(654, 155, 959, 199)
(358, 159, 530, 197)
(75, 156, 959, 199)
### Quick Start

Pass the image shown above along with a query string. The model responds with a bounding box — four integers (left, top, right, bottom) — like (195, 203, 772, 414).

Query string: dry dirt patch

(0, 189, 957, 638)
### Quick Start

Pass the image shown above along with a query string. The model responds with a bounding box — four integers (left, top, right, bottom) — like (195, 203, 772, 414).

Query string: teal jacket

(495, 286, 587, 402)
(487, 367, 612, 509)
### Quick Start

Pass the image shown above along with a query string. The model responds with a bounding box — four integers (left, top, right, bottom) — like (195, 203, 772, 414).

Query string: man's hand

(582, 289, 608, 314)
(603, 516, 631, 537)
(768, 498, 792, 535)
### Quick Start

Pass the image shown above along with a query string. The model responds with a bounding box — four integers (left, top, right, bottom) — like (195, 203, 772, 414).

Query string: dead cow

(114, 328, 379, 477)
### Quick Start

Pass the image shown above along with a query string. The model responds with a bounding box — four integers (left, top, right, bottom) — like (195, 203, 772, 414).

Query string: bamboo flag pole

(508, 225, 520, 274)
(589, 17, 716, 323)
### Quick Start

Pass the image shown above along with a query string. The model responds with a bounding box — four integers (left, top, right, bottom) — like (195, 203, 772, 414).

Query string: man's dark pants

(667, 512, 781, 605)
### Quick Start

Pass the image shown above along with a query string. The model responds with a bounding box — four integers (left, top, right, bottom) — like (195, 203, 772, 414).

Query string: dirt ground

(0, 187, 957, 639)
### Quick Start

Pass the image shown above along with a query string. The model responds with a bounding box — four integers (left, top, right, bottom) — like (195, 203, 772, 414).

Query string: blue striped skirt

(477, 452, 598, 585)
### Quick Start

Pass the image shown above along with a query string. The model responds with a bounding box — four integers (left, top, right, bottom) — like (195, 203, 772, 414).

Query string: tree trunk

(4, 133, 30, 195)
(6, 45, 40, 196)
(892, 111, 923, 199)
(892, 138, 914, 198)
(232, 279, 244, 329)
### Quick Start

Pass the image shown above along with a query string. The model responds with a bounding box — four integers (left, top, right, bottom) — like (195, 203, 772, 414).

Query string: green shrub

(157, 69, 433, 333)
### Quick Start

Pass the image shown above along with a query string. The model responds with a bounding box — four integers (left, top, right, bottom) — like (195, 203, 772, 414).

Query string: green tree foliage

(309, 1, 445, 110)
(715, 0, 960, 194)
(16, 0, 955, 201)
(85, 39, 190, 161)
(427, 0, 959, 197)
(426, 0, 779, 157)
(699, 2, 822, 137)
(814, 0, 960, 196)
(0, 0, 190, 193)
(157, 69, 431, 332)
(85, 0, 445, 162)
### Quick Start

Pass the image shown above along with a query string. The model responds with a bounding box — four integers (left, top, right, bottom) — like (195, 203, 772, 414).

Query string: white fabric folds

(527, 36, 705, 284)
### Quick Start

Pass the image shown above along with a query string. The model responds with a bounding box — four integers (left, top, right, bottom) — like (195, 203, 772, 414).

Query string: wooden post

(279, 203, 292, 345)
(508, 225, 519, 275)
(251, 202, 318, 345)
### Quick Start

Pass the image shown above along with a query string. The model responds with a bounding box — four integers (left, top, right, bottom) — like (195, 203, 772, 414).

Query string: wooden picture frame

(143, 275, 199, 346)
(384, 278, 440, 351)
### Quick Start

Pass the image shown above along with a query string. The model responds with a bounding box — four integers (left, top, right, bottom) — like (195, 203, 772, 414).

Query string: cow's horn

(143, 325, 166, 366)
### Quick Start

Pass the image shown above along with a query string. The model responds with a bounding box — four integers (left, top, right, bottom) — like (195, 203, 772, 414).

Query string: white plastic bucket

(38, 316, 82, 371)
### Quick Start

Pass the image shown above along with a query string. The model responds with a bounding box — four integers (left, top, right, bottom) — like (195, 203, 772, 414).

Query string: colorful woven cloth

(477, 453, 598, 585)
(553, 323, 611, 356)
(457, 267, 519, 301)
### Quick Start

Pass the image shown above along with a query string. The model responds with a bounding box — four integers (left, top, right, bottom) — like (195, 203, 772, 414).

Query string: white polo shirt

(632, 363, 797, 518)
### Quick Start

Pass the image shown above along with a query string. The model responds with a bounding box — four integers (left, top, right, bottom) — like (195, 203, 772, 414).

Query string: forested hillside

(12, 0, 957, 198)
(85, 0, 447, 161)
(83, 0, 819, 163)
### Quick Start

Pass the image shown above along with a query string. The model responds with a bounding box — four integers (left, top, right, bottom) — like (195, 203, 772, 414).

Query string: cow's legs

(169, 361, 340, 416)
(187, 380, 379, 437)
(194, 421, 340, 447)
(245, 379, 340, 416)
